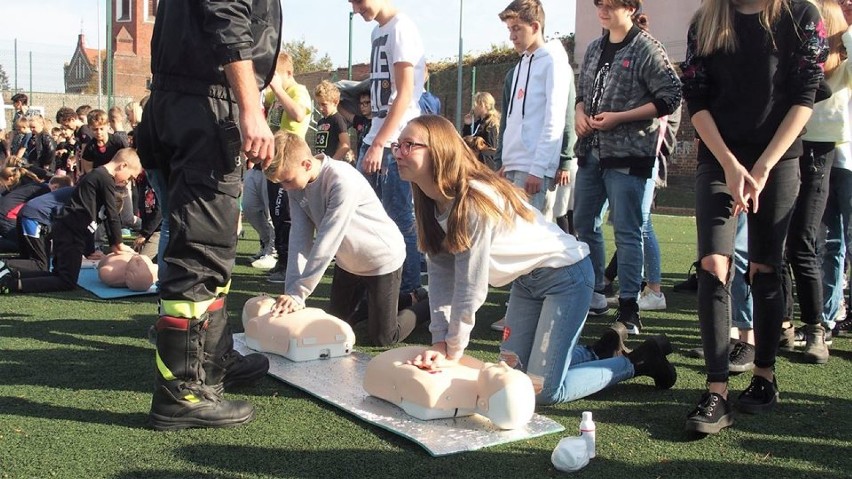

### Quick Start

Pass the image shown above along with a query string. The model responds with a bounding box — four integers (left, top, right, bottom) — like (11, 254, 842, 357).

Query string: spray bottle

(579, 411, 596, 458)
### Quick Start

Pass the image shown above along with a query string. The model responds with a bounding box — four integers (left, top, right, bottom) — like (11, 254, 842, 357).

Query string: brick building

(63, 0, 155, 101)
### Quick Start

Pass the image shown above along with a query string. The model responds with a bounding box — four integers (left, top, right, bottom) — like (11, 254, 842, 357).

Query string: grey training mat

(233, 334, 564, 456)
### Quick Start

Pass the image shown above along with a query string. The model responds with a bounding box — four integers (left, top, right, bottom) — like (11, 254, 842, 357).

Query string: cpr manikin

(241, 295, 355, 362)
(363, 346, 536, 430)
(97, 252, 158, 291)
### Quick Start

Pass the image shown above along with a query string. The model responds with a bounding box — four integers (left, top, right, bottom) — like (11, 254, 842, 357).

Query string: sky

(0, 0, 576, 94)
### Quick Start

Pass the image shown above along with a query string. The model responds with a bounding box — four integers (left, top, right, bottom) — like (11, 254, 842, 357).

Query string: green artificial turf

(1, 215, 850, 478)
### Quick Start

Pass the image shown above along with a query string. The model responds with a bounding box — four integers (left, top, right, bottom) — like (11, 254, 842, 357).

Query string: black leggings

(695, 159, 799, 382)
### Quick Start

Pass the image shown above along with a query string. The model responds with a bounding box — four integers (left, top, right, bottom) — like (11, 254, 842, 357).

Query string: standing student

(349, 0, 425, 297)
(313, 80, 352, 161)
(780, 0, 852, 364)
(135, 0, 281, 431)
(822, 0, 852, 339)
(497, 0, 571, 212)
(680, 0, 826, 434)
(400, 115, 677, 404)
(81, 109, 130, 174)
(573, 0, 682, 335)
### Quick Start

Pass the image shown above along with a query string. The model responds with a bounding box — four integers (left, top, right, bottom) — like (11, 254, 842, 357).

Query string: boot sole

(685, 412, 734, 435)
(149, 409, 255, 431)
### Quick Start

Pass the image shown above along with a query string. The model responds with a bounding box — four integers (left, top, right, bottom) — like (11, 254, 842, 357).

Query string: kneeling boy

(0, 149, 141, 294)
(265, 131, 417, 346)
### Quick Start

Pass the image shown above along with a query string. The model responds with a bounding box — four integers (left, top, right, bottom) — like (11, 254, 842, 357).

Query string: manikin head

(476, 361, 535, 430)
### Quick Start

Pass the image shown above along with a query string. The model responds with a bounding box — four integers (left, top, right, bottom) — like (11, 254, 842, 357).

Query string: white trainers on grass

(637, 287, 667, 310)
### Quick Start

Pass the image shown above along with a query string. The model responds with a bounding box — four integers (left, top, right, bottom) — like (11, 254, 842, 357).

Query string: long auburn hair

(408, 115, 534, 256)
(692, 0, 789, 55)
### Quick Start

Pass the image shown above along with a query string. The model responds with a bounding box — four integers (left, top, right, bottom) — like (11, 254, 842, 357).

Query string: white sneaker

(251, 254, 278, 270)
(589, 292, 609, 316)
(637, 288, 667, 310)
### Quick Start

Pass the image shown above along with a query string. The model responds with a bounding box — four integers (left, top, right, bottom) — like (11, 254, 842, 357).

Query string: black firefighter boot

(148, 314, 255, 431)
(204, 297, 269, 393)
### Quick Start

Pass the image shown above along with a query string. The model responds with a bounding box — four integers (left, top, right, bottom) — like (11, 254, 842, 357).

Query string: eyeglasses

(391, 140, 428, 155)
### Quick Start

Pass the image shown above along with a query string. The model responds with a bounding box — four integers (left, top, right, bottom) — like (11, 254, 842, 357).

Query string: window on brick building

(145, 0, 158, 22)
(116, 0, 131, 22)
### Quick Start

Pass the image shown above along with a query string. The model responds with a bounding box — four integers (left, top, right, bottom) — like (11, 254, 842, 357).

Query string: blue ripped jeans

(500, 257, 634, 405)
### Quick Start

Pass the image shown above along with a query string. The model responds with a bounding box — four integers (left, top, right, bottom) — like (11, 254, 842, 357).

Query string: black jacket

(149, 0, 282, 98)
(25, 133, 57, 172)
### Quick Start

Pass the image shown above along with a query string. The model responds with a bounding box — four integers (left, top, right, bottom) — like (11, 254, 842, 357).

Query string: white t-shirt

(364, 13, 425, 148)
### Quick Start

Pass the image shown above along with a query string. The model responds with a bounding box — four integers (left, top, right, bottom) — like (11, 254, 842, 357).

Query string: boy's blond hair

(264, 130, 310, 181)
(314, 80, 341, 105)
(111, 147, 142, 169)
(87, 109, 109, 127)
(499, 0, 546, 32)
(276, 51, 295, 76)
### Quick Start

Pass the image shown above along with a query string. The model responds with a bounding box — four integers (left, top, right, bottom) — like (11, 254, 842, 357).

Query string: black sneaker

(685, 392, 734, 434)
(673, 262, 699, 293)
(728, 341, 755, 373)
(834, 319, 852, 337)
(737, 375, 779, 414)
(615, 298, 642, 335)
(601, 282, 616, 299)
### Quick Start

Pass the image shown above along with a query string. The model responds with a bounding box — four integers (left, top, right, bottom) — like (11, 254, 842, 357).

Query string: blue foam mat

(77, 267, 158, 299)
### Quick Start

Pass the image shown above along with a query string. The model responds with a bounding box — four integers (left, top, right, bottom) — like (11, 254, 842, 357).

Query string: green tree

(282, 39, 333, 74)
(0, 63, 10, 90)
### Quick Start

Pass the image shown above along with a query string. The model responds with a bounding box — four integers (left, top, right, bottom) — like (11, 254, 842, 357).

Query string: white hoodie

(500, 39, 571, 179)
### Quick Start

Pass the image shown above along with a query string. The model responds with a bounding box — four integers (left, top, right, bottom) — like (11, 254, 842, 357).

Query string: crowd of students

(0, 0, 850, 438)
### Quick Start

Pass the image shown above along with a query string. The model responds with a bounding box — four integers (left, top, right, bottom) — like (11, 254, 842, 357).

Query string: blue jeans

(574, 151, 646, 299)
(822, 166, 852, 329)
(146, 169, 170, 276)
(503, 170, 553, 212)
(642, 163, 661, 284)
(500, 257, 634, 405)
(357, 143, 421, 292)
(732, 212, 753, 330)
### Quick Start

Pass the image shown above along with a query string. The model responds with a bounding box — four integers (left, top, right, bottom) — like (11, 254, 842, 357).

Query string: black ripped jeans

(695, 158, 800, 383)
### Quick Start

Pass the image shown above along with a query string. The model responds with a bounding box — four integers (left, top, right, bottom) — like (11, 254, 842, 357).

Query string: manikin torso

(241, 295, 355, 362)
(97, 252, 158, 290)
(364, 346, 536, 430)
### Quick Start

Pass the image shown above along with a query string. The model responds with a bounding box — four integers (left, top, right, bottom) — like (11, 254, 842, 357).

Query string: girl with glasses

(396, 114, 678, 405)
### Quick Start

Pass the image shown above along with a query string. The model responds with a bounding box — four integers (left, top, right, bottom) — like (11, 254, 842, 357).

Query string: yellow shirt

(264, 83, 311, 138)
